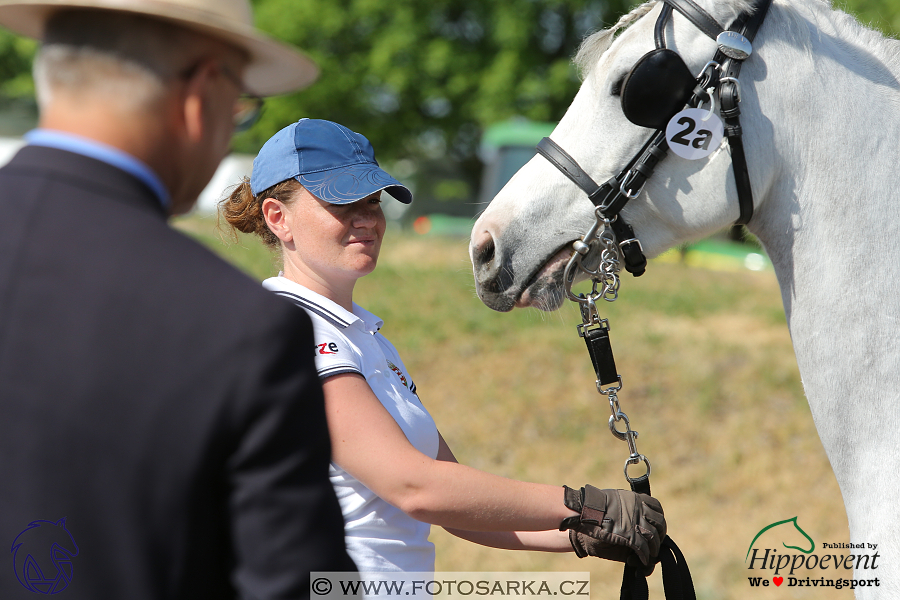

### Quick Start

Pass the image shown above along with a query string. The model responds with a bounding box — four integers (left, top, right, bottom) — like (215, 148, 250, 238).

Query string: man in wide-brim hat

(0, 0, 319, 97)
(0, 2, 357, 598)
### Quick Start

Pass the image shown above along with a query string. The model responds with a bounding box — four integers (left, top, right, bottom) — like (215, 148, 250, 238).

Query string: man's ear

(182, 61, 216, 143)
(262, 197, 293, 243)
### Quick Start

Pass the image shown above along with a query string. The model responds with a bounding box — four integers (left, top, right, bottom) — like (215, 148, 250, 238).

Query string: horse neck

(744, 0, 900, 507)
(746, 0, 900, 321)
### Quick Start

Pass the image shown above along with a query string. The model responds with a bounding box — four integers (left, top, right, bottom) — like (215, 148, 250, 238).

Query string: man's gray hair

(34, 9, 212, 111)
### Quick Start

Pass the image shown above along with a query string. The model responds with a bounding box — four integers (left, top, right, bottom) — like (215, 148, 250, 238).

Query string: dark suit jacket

(0, 146, 356, 599)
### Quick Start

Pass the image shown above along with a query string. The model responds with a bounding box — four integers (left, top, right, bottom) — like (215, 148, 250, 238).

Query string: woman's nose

(350, 202, 381, 226)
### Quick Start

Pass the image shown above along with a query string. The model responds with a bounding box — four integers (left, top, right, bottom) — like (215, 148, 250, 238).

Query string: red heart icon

(773, 577, 783, 586)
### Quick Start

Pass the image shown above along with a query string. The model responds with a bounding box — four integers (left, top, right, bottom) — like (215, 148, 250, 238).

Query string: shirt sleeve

(309, 318, 364, 380)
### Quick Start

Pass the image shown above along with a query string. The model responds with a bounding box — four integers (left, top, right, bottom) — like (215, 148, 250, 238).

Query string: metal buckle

(719, 76, 742, 103)
(619, 238, 643, 253)
(619, 172, 644, 200)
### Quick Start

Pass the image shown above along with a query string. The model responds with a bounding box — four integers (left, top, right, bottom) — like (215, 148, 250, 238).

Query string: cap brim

(0, 1, 318, 96)
(298, 164, 412, 205)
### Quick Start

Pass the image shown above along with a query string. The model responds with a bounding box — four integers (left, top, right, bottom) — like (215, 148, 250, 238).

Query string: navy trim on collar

(273, 291, 352, 329)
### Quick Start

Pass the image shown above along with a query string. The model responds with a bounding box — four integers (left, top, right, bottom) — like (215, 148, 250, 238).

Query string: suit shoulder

(163, 229, 312, 330)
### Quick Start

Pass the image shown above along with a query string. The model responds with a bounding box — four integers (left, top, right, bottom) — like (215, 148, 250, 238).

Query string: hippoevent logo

(745, 517, 880, 591)
(10, 519, 79, 594)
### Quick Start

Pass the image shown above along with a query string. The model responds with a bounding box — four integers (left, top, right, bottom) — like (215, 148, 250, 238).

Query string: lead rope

(564, 219, 695, 600)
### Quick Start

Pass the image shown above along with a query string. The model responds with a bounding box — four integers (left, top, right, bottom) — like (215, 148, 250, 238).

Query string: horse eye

(610, 76, 624, 97)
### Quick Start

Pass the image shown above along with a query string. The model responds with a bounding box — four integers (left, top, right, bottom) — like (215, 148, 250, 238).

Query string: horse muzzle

(471, 227, 574, 312)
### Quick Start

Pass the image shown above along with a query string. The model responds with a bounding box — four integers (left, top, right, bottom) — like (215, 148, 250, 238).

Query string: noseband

(537, 0, 772, 280)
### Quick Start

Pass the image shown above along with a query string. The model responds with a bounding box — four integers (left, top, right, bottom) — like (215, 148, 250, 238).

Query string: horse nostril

(471, 228, 514, 298)
(472, 229, 498, 276)
(476, 236, 495, 268)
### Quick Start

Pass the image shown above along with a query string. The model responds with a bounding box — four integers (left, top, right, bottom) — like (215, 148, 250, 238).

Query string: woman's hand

(560, 485, 667, 566)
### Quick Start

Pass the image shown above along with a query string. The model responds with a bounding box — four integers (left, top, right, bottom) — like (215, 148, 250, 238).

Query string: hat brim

(0, 1, 318, 96)
(298, 164, 412, 205)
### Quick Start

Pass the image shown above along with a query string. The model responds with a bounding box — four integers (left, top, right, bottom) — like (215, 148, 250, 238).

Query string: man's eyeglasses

(219, 64, 265, 133)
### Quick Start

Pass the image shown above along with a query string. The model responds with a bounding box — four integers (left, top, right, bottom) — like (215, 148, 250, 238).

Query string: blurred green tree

(838, 0, 900, 34)
(0, 30, 36, 98)
(241, 0, 630, 212)
(0, 30, 37, 135)
(244, 0, 626, 150)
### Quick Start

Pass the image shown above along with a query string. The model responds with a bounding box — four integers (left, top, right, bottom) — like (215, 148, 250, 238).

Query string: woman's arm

(322, 373, 578, 533)
(435, 432, 573, 551)
(441, 528, 573, 552)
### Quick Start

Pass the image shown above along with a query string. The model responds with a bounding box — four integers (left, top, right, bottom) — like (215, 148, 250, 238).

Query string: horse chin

(514, 246, 572, 311)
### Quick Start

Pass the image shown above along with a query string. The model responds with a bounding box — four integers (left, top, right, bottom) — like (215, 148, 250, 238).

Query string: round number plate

(665, 107, 724, 160)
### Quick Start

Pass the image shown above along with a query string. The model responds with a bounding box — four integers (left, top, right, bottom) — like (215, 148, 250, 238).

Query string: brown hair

(219, 177, 302, 248)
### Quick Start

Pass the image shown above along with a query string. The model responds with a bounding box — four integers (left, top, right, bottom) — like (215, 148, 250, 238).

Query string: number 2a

(670, 116, 713, 150)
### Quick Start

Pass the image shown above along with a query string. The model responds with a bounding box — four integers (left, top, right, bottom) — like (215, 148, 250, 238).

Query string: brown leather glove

(560, 485, 666, 568)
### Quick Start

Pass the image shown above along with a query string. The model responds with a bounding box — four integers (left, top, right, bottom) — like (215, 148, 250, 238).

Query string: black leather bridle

(536, 0, 772, 277)
(539, 2, 773, 598)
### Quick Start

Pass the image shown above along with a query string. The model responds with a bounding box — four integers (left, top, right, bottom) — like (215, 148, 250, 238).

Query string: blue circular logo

(11, 519, 79, 594)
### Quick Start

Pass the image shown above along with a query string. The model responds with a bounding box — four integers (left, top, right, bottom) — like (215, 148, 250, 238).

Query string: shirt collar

(24, 129, 170, 209)
(262, 275, 384, 334)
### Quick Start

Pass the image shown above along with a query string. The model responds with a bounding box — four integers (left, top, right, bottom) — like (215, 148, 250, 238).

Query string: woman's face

(278, 186, 386, 287)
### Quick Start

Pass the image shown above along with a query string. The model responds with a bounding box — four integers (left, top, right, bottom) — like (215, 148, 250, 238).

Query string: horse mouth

(514, 243, 575, 311)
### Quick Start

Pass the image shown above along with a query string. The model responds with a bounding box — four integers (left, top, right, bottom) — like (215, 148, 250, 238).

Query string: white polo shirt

(262, 276, 439, 574)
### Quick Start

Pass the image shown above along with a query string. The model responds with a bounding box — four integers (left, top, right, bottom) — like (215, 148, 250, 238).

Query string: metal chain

(566, 212, 651, 484)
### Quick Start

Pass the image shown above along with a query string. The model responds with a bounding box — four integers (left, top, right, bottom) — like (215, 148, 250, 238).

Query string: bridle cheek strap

(536, 137, 649, 276)
(663, 0, 772, 225)
(711, 0, 773, 224)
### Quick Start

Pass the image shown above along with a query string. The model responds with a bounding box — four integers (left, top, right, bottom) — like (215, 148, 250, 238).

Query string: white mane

(574, 0, 657, 78)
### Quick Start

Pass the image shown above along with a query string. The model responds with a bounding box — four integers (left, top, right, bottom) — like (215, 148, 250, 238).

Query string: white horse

(470, 0, 900, 596)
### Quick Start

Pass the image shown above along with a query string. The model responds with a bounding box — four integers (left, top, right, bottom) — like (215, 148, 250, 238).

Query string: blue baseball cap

(250, 119, 412, 204)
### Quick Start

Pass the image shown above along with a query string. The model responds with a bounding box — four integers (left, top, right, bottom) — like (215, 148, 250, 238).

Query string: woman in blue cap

(220, 119, 666, 576)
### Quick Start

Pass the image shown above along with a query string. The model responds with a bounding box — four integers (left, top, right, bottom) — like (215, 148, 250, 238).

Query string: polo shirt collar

(262, 275, 383, 334)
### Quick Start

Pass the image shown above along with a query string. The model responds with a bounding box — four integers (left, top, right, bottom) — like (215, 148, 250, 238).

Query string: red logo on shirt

(386, 360, 409, 388)
(315, 342, 339, 356)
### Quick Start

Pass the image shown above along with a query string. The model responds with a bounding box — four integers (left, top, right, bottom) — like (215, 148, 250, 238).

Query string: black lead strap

(580, 317, 695, 600)
(583, 323, 619, 387)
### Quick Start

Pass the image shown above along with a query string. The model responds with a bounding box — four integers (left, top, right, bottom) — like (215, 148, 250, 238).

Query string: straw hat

(0, 0, 318, 96)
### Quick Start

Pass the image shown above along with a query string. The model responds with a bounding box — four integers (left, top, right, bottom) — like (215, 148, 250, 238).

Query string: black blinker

(621, 48, 697, 130)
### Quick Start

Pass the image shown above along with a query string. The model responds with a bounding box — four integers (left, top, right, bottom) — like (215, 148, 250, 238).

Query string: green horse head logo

(746, 516, 815, 561)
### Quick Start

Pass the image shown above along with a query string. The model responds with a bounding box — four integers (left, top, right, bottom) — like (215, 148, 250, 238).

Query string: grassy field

(176, 214, 851, 600)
